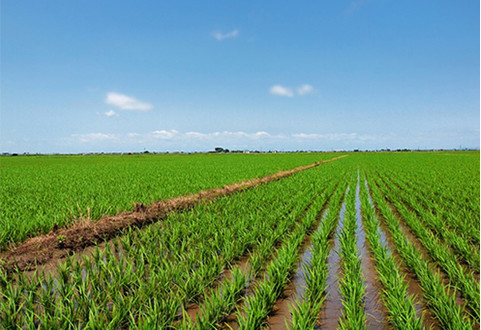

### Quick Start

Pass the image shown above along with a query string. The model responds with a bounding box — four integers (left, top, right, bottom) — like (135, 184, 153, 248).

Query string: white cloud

(183, 131, 275, 140)
(297, 84, 314, 95)
(269, 85, 294, 97)
(105, 92, 153, 111)
(104, 110, 118, 117)
(212, 29, 239, 41)
(292, 132, 377, 141)
(65, 130, 389, 152)
(152, 129, 179, 139)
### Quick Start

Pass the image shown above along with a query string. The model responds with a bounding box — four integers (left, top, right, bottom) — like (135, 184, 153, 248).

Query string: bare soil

(0, 155, 347, 274)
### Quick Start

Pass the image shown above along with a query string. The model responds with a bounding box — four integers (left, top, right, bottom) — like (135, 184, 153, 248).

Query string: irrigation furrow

(354, 174, 389, 328)
(234, 191, 337, 329)
(318, 185, 350, 328)
(363, 177, 436, 328)
(286, 178, 349, 329)
(266, 205, 330, 329)
(266, 178, 346, 329)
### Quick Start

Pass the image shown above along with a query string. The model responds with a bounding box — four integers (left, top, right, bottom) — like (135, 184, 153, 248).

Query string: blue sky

(1, 1, 479, 153)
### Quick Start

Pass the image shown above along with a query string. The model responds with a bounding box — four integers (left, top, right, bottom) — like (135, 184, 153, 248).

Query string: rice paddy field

(0, 151, 479, 329)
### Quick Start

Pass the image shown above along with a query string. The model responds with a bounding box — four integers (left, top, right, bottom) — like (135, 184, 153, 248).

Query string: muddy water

(318, 187, 349, 329)
(266, 208, 330, 329)
(364, 178, 439, 329)
(186, 253, 252, 323)
(386, 196, 469, 315)
(354, 178, 389, 329)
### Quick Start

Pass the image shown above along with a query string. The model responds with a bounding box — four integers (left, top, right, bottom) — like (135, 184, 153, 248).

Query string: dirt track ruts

(0, 155, 348, 273)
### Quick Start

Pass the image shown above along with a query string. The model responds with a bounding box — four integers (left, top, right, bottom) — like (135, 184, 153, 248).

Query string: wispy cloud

(67, 130, 387, 151)
(183, 131, 276, 140)
(270, 84, 315, 97)
(212, 29, 239, 41)
(104, 110, 118, 117)
(270, 85, 294, 97)
(292, 132, 377, 142)
(73, 133, 117, 143)
(297, 84, 314, 95)
(105, 92, 153, 111)
(152, 129, 179, 139)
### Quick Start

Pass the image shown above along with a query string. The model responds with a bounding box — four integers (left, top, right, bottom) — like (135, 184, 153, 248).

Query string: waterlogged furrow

(359, 172, 423, 329)
(319, 186, 349, 328)
(366, 173, 474, 329)
(265, 180, 344, 329)
(288, 180, 348, 329)
(354, 173, 389, 328)
(338, 173, 367, 329)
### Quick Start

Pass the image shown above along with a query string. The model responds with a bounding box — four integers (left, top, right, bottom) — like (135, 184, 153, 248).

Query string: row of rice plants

(288, 175, 349, 329)
(365, 172, 474, 329)
(372, 173, 480, 320)
(0, 159, 343, 328)
(184, 175, 344, 329)
(381, 163, 479, 241)
(376, 170, 479, 271)
(0, 152, 335, 250)
(370, 162, 479, 249)
(358, 171, 422, 329)
(337, 173, 367, 329)
(235, 178, 347, 329)
(362, 153, 479, 245)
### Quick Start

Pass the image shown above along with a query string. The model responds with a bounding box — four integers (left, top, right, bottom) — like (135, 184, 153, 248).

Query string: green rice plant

(237, 225, 306, 329)
(377, 171, 480, 270)
(366, 172, 474, 329)
(373, 174, 480, 320)
(0, 156, 346, 328)
(0, 152, 338, 250)
(362, 152, 479, 245)
(235, 170, 346, 329)
(359, 171, 422, 329)
(289, 179, 348, 329)
(337, 174, 367, 330)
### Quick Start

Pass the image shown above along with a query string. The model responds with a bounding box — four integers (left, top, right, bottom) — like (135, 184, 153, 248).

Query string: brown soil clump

(0, 155, 347, 273)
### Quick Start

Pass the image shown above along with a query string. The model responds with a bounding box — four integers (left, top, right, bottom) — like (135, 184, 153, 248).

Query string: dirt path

(0, 155, 348, 273)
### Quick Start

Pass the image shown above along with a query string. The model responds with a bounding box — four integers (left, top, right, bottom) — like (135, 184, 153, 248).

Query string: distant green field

(0, 152, 334, 250)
